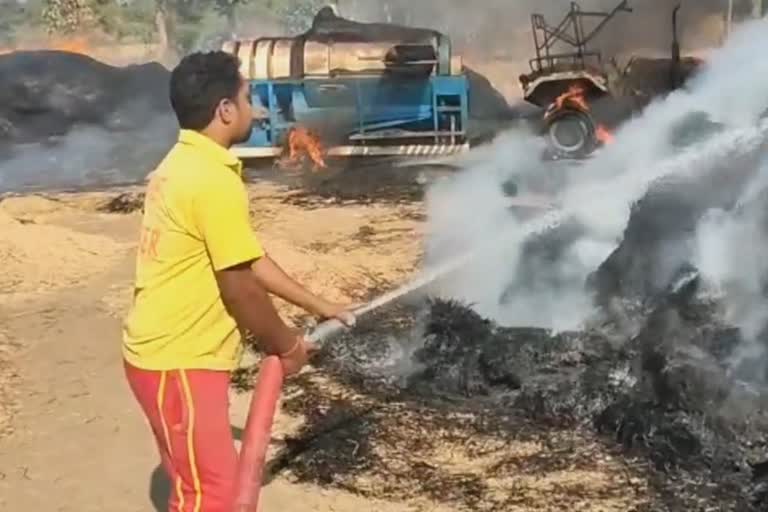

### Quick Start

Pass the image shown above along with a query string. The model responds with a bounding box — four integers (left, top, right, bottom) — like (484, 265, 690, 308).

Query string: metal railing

(528, 1, 632, 74)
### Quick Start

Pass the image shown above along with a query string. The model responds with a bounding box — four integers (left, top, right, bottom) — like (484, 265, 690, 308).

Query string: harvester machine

(222, 7, 469, 167)
(519, 1, 704, 160)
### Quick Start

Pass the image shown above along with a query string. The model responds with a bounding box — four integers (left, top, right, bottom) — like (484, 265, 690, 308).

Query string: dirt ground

(0, 169, 648, 511)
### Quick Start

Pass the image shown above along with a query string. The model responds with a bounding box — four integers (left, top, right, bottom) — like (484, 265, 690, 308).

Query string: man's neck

(198, 127, 231, 149)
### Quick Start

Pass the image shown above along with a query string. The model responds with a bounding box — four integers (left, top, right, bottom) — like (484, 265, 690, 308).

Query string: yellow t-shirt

(122, 130, 264, 371)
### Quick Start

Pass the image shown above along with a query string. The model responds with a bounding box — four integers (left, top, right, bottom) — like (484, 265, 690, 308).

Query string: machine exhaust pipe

(671, 4, 682, 90)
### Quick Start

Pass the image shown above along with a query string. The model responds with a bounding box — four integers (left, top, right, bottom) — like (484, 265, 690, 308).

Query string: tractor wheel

(545, 109, 597, 159)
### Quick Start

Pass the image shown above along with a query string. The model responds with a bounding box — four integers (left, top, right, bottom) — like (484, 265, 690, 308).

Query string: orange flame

(551, 82, 615, 146)
(279, 126, 327, 172)
(595, 124, 615, 145)
(0, 37, 93, 57)
(50, 37, 92, 55)
(554, 84, 589, 112)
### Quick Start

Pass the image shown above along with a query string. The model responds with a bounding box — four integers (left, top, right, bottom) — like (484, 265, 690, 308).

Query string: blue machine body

(226, 71, 469, 157)
(225, 9, 472, 159)
(236, 74, 469, 158)
(252, 75, 467, 142)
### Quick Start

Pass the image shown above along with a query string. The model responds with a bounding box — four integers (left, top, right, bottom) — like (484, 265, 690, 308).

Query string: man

(122, 51, 355, 512)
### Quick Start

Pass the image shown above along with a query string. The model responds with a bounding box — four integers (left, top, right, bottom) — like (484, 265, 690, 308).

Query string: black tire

(545, 109, 597, 159)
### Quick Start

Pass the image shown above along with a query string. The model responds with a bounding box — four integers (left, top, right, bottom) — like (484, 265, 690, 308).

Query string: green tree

(213, 0, 242, 32)
(274, 0, 325, 33)
(153, 0, 230, 58)
(0, 1, 27, 44)
(91, 0, 157, 41)
(41, 0, 96, 33)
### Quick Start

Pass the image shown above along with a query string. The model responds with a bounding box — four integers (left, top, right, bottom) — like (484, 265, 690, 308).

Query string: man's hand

(314, 300, 358, 327)
(278, 333, 316, 376)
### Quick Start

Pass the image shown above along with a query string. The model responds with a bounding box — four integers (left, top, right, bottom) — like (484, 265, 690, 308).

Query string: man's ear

(218, 98, 236, 125)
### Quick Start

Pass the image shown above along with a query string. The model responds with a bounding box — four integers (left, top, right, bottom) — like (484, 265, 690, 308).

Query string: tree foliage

(7, 0, 331, 52)
(0, 1, 30, 43)
(93, 0, 156, 41)
(273, 0, 326, 33)
(41, 0, 96, 33)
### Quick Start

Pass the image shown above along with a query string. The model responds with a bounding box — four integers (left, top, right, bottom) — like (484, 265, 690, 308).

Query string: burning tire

(544, 108, 597, 159)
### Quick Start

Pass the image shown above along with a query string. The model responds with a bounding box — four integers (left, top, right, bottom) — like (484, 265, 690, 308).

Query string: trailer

(222, 8, 470, 166)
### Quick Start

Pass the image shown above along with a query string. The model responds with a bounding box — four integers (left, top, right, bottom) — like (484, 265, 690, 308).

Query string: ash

(97, 191, 145, 214)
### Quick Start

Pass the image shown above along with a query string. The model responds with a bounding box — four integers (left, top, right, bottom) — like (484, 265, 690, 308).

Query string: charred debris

(0, 51, 177, 191)
(262, 291, 768, 510)
(233, 139, 768, 510)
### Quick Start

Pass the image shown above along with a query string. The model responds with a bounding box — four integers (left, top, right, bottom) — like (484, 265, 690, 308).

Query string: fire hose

(232, 207, 564, 512)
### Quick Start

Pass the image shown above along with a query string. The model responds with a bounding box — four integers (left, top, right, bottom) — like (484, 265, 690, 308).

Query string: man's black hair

(169, 51, 242, 130)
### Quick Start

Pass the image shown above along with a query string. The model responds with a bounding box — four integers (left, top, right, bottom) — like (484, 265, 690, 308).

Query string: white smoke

(692, 17, 768, 336)
(0, 115, 175, 194)
(339, 1, 731, 103)
(339, 0, 729, 61)
(694, 166, 768, 340)
(424, 16, 768, 331)
(692, 150, 768, 383)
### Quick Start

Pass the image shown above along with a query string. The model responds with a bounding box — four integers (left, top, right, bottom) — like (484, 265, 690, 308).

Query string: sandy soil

(0, 171, 649, 511)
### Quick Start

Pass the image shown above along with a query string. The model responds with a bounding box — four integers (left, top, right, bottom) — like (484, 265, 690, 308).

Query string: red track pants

(124, 361, 238, 512)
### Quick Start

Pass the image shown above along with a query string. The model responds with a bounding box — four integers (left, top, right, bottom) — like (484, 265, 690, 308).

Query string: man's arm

(216, 261, 309, 375)
(251, 255, 356, 325)
(216, 261, 295, 354)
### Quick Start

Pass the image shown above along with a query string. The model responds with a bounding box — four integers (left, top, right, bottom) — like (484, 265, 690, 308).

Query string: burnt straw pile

(0, 51, 176, 192)
(234, 150, 768, 510)
(0, 51, 171, 146)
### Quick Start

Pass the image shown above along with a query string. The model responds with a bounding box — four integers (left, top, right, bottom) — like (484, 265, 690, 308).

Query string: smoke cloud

(423, 16, 768, 332)
(0, 117, 175, 194)
(335, 0, 750, 107)
(339, 0, 734, 99)
(340, 0, 731, 52)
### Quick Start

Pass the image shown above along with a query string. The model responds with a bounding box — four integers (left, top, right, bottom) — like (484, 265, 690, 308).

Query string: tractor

(518, 1, 704, 159)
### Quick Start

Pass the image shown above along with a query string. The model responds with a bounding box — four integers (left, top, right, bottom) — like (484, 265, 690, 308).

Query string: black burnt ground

(98, 191, 145, 213)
